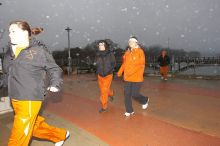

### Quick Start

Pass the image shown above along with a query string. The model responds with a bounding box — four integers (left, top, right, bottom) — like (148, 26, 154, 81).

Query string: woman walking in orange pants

(158, 50, 170, 81)
(95, 40, 116, 113)
(3, 20, 69, 146)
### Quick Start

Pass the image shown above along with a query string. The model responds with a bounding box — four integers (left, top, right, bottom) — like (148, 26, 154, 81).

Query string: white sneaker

(161, 76, 164, 80)
(124, 112, 134, 117)
(55, 130, 70, 146)
(164, 78, 168, 81)
(142, 99, 149, 109)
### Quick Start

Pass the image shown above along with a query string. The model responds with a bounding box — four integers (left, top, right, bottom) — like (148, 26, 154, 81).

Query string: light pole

(65, 27, 72, 75)
(76, 53, 80, 67)
(0, 29, 5, 55)
(0, 29, 4, 40)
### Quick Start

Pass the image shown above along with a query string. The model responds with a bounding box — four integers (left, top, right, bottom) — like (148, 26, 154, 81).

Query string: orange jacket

(117, 48, 145, 82)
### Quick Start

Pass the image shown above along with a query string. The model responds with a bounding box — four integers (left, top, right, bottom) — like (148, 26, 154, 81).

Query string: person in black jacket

(158, 50, 170, 80)
(95, 40, 116, 113)
(4, 20, 69, 146)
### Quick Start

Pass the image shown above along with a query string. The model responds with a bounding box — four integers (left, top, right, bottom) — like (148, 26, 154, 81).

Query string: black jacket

(95, 50, 116, 77)
(158, 55, 170, 67)
(3, 40, 63, 101)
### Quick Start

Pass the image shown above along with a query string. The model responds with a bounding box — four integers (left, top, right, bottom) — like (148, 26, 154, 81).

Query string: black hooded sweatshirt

(95, 50, 116, 77)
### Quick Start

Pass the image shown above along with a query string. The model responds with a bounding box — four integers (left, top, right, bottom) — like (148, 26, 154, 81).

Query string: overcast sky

(0, 0, 220, 55)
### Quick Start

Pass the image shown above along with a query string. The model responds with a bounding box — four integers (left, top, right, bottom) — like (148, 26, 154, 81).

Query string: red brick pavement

(46, 91, 220, 146)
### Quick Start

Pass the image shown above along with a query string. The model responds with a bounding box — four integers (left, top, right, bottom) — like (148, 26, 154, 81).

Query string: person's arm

(117, 54, 125, 77)
(43, 49, 63, 92)
(117, 64, 124, 77)
(109, 53, 116, 73)
(111, 53, 116, 68)
(167, 56, 171, 65)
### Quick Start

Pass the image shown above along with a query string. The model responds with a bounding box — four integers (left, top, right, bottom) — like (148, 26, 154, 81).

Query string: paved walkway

(1, 74, 220, 146)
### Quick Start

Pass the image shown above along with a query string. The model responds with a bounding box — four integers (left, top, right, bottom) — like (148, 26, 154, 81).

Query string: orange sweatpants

(98, 74, 114, 109)
(8, 99, 66, 146)
(160, 66, 169, 79)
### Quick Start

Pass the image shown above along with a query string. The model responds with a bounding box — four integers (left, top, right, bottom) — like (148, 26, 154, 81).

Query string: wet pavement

(1, 74, 220, 146)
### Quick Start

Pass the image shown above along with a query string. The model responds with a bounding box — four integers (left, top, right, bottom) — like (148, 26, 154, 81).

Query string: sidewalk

(1, 74, 220, 146)
(0, 111, 108, 146)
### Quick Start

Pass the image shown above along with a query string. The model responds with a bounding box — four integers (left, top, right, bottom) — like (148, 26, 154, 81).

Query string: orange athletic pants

(160, 66, 169, 78)
(8, 99, 66, 146)
(98, 74, 114, 109)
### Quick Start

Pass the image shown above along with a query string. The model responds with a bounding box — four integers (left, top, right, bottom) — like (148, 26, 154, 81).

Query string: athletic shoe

(109, 96, 114, 102)
(55, 130, 70, 146)
(124, 112, 134, 117)
(99, 108, 107, 113)
(142, 98, 149, 109)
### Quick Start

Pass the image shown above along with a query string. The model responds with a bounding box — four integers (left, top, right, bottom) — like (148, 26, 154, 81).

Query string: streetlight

(76, 53, 80, 67)
(65, 27, 72, 75)
(0, 29, 5, 55)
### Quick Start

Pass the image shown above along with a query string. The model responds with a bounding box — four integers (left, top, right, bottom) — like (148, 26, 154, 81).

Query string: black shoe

(99, 108, 107, 113)
(109, 96, 114, 102)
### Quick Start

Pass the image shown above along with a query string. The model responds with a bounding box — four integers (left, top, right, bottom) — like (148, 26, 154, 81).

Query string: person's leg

(163, 66, 169, 80)
(160, 67, 164, 79)
(131, 82, 148, 105)
(98, 75, 106, 110)
(8, 100, 42, 146)
(32, 116, 67, 143)
(124, 82, 133, 113)
(107, 74, 114, 101)
(98, 74, 113, 110)
(108, 88, 114, 98)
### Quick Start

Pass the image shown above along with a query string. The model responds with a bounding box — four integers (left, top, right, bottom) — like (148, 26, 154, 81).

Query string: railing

(53, 56, 220, 77)
(146, 56, 220, 77)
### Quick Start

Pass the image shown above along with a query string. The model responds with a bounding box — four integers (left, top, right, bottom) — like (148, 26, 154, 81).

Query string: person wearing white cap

(117, 36, 149, 117)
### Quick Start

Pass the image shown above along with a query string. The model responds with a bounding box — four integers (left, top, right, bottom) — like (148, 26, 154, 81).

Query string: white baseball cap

(128, 37, 138, 43)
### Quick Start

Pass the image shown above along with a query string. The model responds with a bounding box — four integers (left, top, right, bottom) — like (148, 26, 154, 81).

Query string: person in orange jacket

(95, 40, 116, 113)
(4, 20, 69, 146)
(117, 36, 149, 117)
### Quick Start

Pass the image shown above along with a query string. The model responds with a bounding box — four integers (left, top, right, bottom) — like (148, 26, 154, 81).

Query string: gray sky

(0, 0, 220, 55)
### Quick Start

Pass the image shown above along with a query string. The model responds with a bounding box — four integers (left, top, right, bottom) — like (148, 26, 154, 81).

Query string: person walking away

(117, 36, 149, 117)
(4, 20, 70, 146)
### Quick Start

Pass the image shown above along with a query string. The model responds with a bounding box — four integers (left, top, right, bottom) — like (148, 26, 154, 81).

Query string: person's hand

(117, 72, 121, 77)
(47, 86, 59, 92)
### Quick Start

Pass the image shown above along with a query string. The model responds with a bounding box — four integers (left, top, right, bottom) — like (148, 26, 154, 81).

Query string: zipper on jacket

(101, 56, 105, 76)
(29, 50, 34, 59)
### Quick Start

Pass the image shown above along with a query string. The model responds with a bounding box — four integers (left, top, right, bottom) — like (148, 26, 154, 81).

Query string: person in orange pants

(9, 100, 67, 146)
(95, 40, 116, 113)
(3, 20, 69, 146)
(158, 50, 170, 80)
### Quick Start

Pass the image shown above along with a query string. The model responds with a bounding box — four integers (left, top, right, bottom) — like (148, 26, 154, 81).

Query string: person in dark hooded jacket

(158, 50, 170, 80)
(95, 40, 116, 113)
